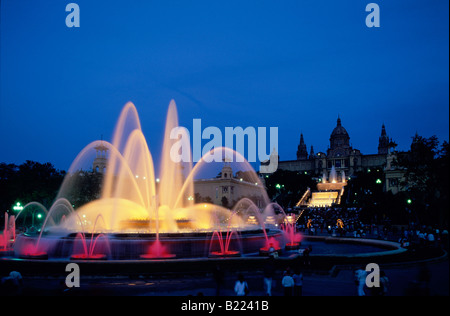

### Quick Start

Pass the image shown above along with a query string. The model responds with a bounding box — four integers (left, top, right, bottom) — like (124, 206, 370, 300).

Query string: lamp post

(12, 202, 23, 213)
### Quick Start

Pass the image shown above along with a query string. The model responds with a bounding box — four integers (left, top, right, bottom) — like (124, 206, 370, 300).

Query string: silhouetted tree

(0, 161, 66, 218)
(394, 135, 449, 227)
(62, 170, 103, 208)
(343, 168, 407, 224)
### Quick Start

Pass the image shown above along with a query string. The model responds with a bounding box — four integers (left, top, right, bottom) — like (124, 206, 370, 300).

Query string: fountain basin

(208, 251, 241, 258)
(285, 242, 301, 251)
(13, 228, 285, 260)
(70, 254, 108, 260)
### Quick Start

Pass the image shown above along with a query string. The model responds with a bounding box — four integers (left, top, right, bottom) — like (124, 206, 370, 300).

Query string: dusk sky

(1, 0, 448, 172)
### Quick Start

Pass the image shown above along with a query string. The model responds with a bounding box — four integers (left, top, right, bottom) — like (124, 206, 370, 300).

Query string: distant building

(262, 117, 405, 194)
(194, 163, 267, 208)
(93, 142, 108, 173)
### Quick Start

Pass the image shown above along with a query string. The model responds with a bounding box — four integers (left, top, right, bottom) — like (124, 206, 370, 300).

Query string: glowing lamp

(13, 202, 23, 212)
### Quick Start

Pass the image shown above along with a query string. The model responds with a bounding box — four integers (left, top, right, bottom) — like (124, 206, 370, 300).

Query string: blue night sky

(1, 0, 448, 171)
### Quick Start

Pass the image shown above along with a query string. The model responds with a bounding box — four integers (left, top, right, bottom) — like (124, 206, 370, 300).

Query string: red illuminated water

(140, 240, 176, 259)
(0, 213, 15, 252)
(281, 219, 302, 249)
(71, 215, 109, 260)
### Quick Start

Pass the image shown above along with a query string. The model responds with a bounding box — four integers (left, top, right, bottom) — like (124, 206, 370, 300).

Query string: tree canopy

(0, 161, 66, 215)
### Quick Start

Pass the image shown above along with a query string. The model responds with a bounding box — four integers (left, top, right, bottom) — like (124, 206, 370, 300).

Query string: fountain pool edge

(300, 235, 407, 258)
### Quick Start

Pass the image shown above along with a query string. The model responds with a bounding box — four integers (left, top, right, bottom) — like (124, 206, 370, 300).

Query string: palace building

(193, 162, 267, 208)
(264, 117, 405, 196)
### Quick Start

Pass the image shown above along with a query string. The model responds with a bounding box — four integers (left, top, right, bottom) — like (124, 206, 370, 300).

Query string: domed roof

(331, 117, 349, 138)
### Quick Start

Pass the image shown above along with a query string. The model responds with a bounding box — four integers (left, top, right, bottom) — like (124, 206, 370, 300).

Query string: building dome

(330, 117, 349, 138)
(329, 117, 350, 153)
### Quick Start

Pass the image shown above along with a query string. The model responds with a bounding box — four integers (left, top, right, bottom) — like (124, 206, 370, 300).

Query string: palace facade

(265, 117, 405, 194)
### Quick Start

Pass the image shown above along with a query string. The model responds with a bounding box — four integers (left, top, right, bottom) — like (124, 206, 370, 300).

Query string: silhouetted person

(354, 267, 367, 296)
(234, 274, 249, 296)
(281, 270, 294, 296)
(263, 256, 276, 296)
(1, 271, 23, 296)
(293, 268, 304, 296)
(213, 264, 224, 296)
(417, 263, 431, 296)
(303, 245, 312, 265)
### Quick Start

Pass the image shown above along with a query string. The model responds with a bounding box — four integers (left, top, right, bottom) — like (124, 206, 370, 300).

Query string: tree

(62, 171, 103, 208)
(0, 161, 66, 219)
(0, 163, 20, 213)
(194, 193, 213, 204)
(394, 135, 449, 226)
(343, 168, 407, 224)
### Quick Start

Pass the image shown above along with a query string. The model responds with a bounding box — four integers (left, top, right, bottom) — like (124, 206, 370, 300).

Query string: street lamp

(12, 202, 24, 213)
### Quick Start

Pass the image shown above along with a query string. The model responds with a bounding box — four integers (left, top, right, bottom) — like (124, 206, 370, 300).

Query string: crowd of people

(231, 260, 304, 297)
(228, 259, 389, 297)
(398, 225, 448, 250)
(297, 207, 368, 237)
(296, 206, 449, 250)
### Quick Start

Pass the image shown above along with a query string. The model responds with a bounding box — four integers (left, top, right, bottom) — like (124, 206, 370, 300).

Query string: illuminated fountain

(12, 100, 286, 260)
(209, 229, 241, 258)
(310, 165, 347, 207)
(70, 215, 110, 260)
(0, 213, 15, 255)
(281, 214, 302, 250)
(330, 165, 337, 184)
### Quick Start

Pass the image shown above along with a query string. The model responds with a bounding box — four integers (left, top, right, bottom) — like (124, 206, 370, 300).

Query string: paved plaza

(8, 255, 448, 296)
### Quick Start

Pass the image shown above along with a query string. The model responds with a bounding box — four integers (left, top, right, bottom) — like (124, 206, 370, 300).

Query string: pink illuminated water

(209, 230, 240, 256)
(140, 240, 176, 259)
(71, 232, 108, 260)
(0, 213, 15, 252)
(282, 221, 302, 248)
(71, 215, 109, 260)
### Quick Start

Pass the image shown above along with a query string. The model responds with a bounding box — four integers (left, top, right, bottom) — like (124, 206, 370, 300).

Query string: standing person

(379, 271, 389, 296)
(369, 270, 389, 296)
(268, 243, 278, 258)
(293, 269, 303, 296)
(441, 229, 448, 250)
(1, 271, 23, 296)
(281, 270, 294, 296)
(417, 263, 431, 295)
(263, 256, 276, 296)
(427, 230, 435, 247)
(234, 274, 249, 296)
(213, 264, 224, 296)
(354, 267, 367, 296)
(303, 245, 312, 266)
